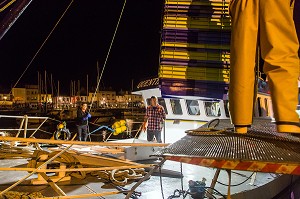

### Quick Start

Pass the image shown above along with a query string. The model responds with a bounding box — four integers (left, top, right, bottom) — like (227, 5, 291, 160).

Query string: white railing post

(15, 118, 25, 138)
(23, 115, 28, 138)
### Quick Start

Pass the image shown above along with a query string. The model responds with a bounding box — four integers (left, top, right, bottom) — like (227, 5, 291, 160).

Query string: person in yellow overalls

(228, 0, 300, 134)
(294, 0, 300, 57)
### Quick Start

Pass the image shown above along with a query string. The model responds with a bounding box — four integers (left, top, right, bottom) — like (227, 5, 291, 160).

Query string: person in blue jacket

(77, 103, 91, 141)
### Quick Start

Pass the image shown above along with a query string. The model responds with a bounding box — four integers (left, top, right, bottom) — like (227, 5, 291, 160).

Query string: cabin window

(204, 101, 221, 117)
(224, 100, 230, 117)
(170, 99, 183, 115)
(257, 97, 262, 117)
(264, 98, 269, 116)
(186, 100, 200, 115)
(158, 98, 168, 114)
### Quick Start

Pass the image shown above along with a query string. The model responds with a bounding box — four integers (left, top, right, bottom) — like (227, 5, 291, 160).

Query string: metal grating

(155, 119, 300, 164)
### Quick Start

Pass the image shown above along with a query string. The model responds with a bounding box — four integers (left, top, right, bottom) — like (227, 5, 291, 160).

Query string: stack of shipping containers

(159, 0, 231, 99)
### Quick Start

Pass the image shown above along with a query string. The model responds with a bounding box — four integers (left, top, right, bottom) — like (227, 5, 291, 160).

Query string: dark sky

(0, 0, 164, 94)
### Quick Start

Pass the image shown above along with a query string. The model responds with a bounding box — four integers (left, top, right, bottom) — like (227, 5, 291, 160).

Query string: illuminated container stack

(159, 0, 231, 99)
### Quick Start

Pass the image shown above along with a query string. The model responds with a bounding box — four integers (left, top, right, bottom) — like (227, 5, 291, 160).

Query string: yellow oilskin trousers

(229, 0, 300, 133)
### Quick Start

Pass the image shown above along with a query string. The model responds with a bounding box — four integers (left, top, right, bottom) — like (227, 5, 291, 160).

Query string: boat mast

(96, 61, 100, 107)
(86, 74, 89, 101)
(57, 80, 60, 97)
(44, 70, 47, 113)
(50, 74, 54, 98)
(38, 71, 41, 112)
(78, 80, 80, 96)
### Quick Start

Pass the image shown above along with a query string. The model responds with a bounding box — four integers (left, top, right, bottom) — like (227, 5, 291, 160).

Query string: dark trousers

(77, 125, 88, 141)
(147, 129, 162, 143)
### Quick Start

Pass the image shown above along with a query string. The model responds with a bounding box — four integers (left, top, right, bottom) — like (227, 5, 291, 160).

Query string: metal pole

(86, 74, 88, 101)
(37, 71, 40, 110)
(131, 79, 133, 115)
(39, 72, 42, 113)
(226, 169, 232, 199)
(58, 80, 60, 97)
(50, 73, 54, 110)
(45, 70, 47, 113)
(29, 118, 48, 138)
(249, 172, 257, 186)
(51, 73, 54, 98)
(206, 169, 221, 198)
(70, 80, 72, 97)
(78, 80, 80, 96)
(163, 120, 166, 143)
(23, 115, 28, 138)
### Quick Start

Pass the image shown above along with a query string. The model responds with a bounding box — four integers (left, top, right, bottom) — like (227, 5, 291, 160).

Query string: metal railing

(0, 114, 56, 139)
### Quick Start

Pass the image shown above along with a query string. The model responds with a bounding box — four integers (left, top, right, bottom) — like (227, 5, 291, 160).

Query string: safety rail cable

(89, 0, 126, 112)
(0, 128, 48, 131)
(0, 115, 62, 138)
(0, 115, 48, 119)
(9, 0, 74, 94)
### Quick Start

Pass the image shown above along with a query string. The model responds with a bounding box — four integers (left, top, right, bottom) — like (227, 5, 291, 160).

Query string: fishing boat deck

(154, 118, 300, 175)
(0, 118, 300, 198)
(0, 158, 299, 199)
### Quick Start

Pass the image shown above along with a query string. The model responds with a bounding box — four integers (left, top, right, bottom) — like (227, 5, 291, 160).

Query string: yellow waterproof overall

(229, 0, 300, 133)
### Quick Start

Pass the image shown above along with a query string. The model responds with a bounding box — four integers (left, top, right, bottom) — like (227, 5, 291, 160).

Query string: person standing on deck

(294, 0, 300, 103)
(76, 103, 91, 141)
(228, 0, 300, 135)
(142, 96, 166, 143)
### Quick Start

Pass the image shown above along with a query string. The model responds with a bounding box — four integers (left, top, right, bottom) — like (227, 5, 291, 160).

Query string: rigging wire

(9, 0, 74, 94)
(89, 0, 127, 112)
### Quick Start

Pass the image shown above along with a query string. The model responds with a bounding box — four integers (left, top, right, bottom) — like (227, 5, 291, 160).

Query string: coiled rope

(186, 119, 228, 135)
(91, 168, 145, 187)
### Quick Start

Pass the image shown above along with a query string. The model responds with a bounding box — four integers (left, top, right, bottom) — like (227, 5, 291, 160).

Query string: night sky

(0, 0, 164, 94)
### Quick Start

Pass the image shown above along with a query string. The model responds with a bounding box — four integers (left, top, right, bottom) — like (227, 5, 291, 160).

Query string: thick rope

(10, 0, 74, 94)
(89, 0, 127, 111)
(186, 128, 227, 136)
(91, 168, 145, 186)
